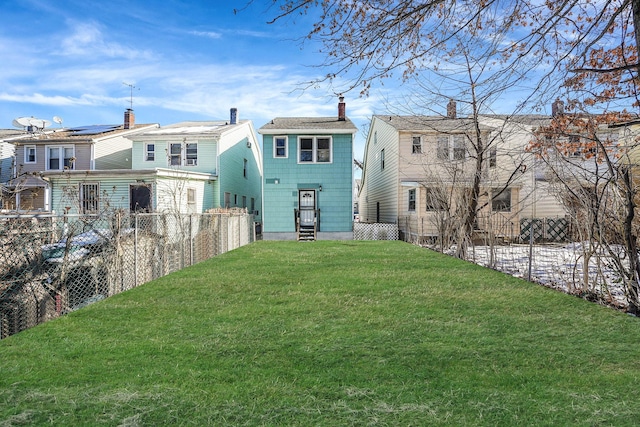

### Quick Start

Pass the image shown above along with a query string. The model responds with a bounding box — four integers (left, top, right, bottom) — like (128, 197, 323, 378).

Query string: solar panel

(69, 125, 121, 135)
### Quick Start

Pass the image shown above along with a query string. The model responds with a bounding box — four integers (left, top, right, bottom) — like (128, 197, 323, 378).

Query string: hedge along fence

(0, 209, 255, 339)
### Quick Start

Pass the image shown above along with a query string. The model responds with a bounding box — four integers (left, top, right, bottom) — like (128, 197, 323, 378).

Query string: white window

(437, 135, 467, 161)
(297, 136, 332, 163)
(243, 158, 248, 178)
(187, 188, 196, 204)
(80, 183, 99, 214)
(380, 149, 385, 170)
(489, 147, 497, 168)
(412, 136, 422, 154)
(185, 143, 197, 165)
(274, 136, 288, 158)
(24, 145, 36, 163)
(425, 188, 446, 211)
(169, 143, 181, 166)
(408, 189, 416, 211)
(46, 146, 74, 171)
(492, 188, 511, 212)
(145, 143, 155, 161)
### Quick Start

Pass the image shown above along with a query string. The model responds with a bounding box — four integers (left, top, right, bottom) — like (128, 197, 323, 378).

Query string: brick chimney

(552, 98, 564, 117)
(447, 99, 456, 119)
(124, 109, 135, 129)
(338, 95, 346, 121)
(230, 107, 238, 125)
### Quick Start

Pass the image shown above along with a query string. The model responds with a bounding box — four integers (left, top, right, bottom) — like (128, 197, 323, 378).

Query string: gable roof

(5, 123, 159, 145)
(374, 115, 495, 133)
(135, 120, 252, 139)
(258, 117, 357, 134)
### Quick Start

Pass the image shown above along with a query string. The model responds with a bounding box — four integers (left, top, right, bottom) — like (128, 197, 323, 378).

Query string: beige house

(358, 108, 577, 243)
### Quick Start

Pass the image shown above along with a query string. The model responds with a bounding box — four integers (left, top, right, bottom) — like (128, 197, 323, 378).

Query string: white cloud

(189, 30, 222, 39)
(58, 21, 154, 60)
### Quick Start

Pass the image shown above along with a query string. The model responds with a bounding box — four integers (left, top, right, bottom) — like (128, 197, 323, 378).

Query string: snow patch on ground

(433, 243, 628, 309)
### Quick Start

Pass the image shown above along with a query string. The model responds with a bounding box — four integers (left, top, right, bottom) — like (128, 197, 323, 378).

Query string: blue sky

(0, 0, 386, 162)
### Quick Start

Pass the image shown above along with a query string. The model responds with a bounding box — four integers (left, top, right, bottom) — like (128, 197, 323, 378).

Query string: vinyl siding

(0, 142, 14, 182)
(218, 135, 262, 221)
(94, 135, 132, 169)
(131, 139, 218, 174)
(15, 143, 91, 173)
(263, 133, 353, 233)
(359, 117, 399, 223)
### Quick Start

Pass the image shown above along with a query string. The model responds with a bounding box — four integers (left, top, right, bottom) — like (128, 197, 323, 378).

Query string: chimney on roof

(338, 95, 346, 121)
(230, 108, 238, 125)
(447, 99, 456, 119)
(552, 98, 565, 117)
(124, 108, 135, 129)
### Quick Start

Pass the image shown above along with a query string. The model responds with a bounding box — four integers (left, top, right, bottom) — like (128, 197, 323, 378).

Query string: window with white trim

(24, 145, 36, 163)
(80, 183, 99, 214)
(437, 135, 466, 161)
(187, 188, 196, 204)
(425, 188, 446, 211)
(298, 136, 332, 163)
(46, 146, 74, 171)
(145, 143, 155, 161)
(274, 136, 288, 158)
(412, 136, 422, 154)
(243, 158, 248, 178)
(185, 143, 197, 166)
(169, 143, 181, 166)
(408, 189, 416, 211)
(380, 149, 385, 170)
(492, 188, 511, 212)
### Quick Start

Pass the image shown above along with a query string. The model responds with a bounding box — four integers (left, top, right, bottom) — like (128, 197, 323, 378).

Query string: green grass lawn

(2, 240, 640, 426)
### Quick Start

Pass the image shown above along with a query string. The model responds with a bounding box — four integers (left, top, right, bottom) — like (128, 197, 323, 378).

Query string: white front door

(299, 190, 316, 227)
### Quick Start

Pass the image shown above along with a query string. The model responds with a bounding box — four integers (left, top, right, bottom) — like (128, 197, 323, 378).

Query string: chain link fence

(0, 209, 255, 339)
(394, 215, 632, 311)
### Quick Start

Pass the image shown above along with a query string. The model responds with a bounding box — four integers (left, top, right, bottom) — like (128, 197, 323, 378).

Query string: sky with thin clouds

(0, 0, 384, 162)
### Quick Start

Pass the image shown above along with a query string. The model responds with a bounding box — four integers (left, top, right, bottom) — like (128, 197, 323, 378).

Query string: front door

(299, 190, 316, 227)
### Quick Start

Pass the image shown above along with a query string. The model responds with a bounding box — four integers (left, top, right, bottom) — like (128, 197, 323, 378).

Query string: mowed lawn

(2, 240, 640, 426)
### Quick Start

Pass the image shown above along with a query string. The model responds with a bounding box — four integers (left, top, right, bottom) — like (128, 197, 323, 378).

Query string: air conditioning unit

(186, 159, 197, 166)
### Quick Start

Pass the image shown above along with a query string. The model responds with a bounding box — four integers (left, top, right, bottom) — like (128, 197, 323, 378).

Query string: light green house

(258, 97, 356, 240)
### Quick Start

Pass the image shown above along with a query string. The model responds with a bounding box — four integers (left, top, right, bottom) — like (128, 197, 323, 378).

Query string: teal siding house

(130, 114, 262, 219)
(258, 97, 356, 240)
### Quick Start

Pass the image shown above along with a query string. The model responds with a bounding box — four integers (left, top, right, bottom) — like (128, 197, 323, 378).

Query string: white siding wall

(359, 117, 399, 223)
(94, 135, 133, 169)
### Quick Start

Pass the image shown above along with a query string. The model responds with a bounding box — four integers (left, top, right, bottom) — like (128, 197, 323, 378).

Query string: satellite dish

(28, 118, 51, 129)
(53, 116, 63, 125)
(12, 117, 32, 128)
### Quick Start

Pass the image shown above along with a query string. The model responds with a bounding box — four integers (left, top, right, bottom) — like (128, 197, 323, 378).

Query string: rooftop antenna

(122, 81, 139, 110)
